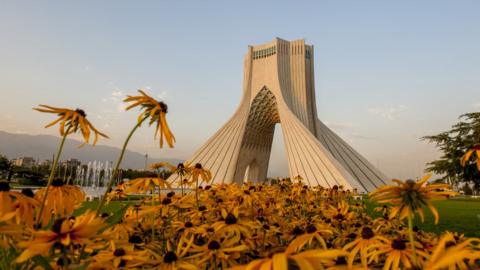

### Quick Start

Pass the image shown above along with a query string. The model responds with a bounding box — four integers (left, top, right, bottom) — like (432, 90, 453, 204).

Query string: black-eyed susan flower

(33, 105, 108, 146)
(368, 238, 427, 270)
(369, 174, 457, 224)
(188, 238, 247, 268)
(124, 89, 175, 148)
(212, 207, 254, 238)
(126, 177, 171, 194)
(16, 211, 104, 263)
(90, 241, 150, 269)
(343, 226, 389, 268)
(34, 179, 85, 226)
(285, 223, 333, 253)
(232, 249, 347, 270)
(421, 232, 480, 269)
(187, 163, 212, 186)
(150, 237, 197, 270)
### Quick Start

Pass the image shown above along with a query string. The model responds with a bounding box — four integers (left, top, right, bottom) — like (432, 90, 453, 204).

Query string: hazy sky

(0, 1, 479, 179)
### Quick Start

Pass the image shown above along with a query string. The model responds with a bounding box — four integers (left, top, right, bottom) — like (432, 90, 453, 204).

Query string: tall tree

(422, 112, 480, 188)
(0, 155, 11, 177)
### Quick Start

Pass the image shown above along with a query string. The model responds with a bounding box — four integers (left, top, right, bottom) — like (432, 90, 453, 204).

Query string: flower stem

(195, 178, 199, 209)
(36, 127, 70, 227)
(407, 214, 418, 265)
(152, 187, 155, 241)
(96, 118, 146, 215)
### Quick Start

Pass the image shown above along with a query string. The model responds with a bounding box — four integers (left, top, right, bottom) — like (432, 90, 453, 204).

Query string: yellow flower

(286, 223, 333, 253)
(461, 145, 480, 170)
(34, 179, 85, 226)
(89, 241, 150, 269)
(421, 232, 480, 269)
(33, 105, 108, 145)
(188, 163, 212, 186)
(150, 237, 198, 270)
(369, 174, 457, 224)
(150, 161, 177, 171)
(343, 226, 389, 267)
(9, 191, 39, 228)
(0, 182, 39, 228)
(188, 238, 247, 268)
(212, 207, 254, 238)
(125, 177, 171, 194)
(233, 249, 347, 270)
(124, 89, 175, 148)
(368, 238, 427, 270)
(16, 211, 104, 262)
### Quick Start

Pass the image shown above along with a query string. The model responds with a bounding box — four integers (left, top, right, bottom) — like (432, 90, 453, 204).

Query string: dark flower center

(128, 235, 143, 244)
(347, 233, 357, 239)
(162, 198, 172, 205)
(225, 213, 237, 225)
(0, 181, 10, 192)
(292, 226, 305, 236)
(163, 251, 178, 263)
(113, 248, 126, 257)
(177, 163, 184, 169)
(167, 191, 175, 198)
(198, 205, 207, 211)
(445, 241, 456, 248)
(361, 227, 374, 239)
(52, 179, 64, 187)
(185, 221, 193, 228)
(392, 239, 407, 250)
(333, 214, 344, 220)
(159, 102, 168, 113)
(56, 257, 71, 266)
(263, 224, 270, 230)
(21, 188, 34, 198)
(306, 225, 317, 234)
(335, 256, 347, 265)
(208, 240, 221, 250)
(52, 218, 66, 234)
(406, 179, 416, 187)
(195, 163, 202, 169)
(75, 108, 86, 117)
(194, 235, 207, 246)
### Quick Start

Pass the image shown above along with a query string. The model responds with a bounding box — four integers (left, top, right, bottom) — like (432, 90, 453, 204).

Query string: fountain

(74, 160, 116, 200)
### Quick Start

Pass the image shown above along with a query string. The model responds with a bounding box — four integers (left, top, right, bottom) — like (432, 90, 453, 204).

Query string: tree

(0, 155, 11, 172)
(0, 155, 12, 180)
(422, 112, 480, 189)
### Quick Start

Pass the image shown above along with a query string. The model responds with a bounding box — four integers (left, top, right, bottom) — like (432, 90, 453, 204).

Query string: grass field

(366, 199, 480, 237)
(82, 198, 480, 237)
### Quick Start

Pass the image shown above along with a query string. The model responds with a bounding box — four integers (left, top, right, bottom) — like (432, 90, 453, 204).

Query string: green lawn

(82, 198, 480, 237)
(365, 199, 480, 237)
(74, 200, 138, 216)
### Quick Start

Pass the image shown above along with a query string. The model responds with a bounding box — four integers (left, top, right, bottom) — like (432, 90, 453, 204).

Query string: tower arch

(168, 38, 388, 193)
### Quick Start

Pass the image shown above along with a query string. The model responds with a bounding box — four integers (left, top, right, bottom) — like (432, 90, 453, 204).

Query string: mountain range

(0, 130, 181, 169)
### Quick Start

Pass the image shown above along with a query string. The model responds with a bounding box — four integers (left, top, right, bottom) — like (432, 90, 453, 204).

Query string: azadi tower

(170, 38, 388, 193)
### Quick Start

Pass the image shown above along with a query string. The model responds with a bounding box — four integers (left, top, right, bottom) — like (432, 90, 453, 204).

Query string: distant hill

(0, 130, 181, 169)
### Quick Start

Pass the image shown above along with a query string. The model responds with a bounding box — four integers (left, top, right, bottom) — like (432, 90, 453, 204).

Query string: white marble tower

(169, 38, 388, 192)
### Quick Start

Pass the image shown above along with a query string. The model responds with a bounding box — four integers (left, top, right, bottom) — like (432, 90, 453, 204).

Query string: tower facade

(169, 38, 388, 193)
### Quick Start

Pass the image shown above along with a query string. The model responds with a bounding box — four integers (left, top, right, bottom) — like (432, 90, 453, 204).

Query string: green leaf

(103, 204, 130, 228)
(32, 255, 54, 270)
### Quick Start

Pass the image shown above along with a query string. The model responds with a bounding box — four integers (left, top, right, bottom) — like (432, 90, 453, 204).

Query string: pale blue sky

(0, 1, 479, 178)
